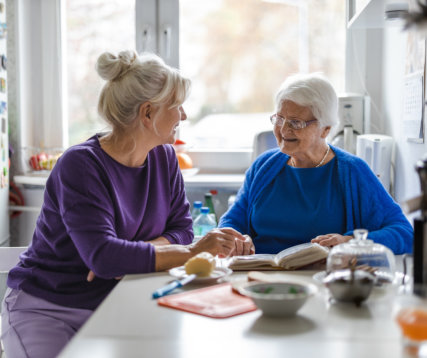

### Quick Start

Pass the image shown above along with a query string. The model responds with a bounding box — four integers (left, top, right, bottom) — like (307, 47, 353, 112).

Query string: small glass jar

(326, 229, 396, 285)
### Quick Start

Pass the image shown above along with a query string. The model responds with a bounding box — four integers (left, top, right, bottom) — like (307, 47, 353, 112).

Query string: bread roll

(185, 252, 216, 277)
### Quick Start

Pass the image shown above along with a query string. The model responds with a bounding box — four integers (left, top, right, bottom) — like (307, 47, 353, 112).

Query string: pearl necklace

(290, 145, 330, 168)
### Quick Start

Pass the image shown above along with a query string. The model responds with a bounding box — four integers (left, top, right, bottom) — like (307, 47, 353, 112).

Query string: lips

(282, 137, 298, 142)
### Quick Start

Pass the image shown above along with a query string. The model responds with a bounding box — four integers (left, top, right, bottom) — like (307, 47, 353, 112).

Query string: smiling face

(274, 100, 330, 159)
(151, 104, 187, 144)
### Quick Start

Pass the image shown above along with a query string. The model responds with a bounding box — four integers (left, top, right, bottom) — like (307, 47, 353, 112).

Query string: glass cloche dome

(326, 229, 396, 285)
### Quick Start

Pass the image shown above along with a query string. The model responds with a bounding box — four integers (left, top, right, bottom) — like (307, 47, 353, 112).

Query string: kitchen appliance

(356, 134, 394, 193)
(330, 94, 370, 154)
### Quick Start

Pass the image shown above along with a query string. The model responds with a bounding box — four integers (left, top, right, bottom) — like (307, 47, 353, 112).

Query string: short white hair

(275, 73, 338, 128)
(96, 50, 191, 130)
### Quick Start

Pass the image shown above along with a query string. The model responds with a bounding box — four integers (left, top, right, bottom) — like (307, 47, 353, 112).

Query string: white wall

(347, 23, 427, 207)
(382, 26, 427, 204)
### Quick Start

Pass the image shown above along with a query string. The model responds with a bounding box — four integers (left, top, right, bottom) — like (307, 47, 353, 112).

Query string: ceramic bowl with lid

(326, 229, 396, 286)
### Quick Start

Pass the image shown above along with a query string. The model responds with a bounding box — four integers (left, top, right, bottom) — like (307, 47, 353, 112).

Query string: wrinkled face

(152, 105, 187, 144)
(273, 100, 330, 156)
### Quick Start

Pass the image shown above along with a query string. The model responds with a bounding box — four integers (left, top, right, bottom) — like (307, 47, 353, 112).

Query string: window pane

(179, 0, 345, 149)
(66, 0, 135, 145)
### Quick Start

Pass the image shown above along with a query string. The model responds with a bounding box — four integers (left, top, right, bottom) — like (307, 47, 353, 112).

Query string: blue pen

(152, 274, 197, 299)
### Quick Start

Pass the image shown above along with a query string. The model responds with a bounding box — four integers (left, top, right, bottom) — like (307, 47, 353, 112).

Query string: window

(66, 0, 135, 145)
(65, 0, 345, 150)
(179, 0, 346, 149)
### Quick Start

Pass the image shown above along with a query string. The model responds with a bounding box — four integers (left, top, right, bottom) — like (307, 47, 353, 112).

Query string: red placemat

(157, 282, 257, 318)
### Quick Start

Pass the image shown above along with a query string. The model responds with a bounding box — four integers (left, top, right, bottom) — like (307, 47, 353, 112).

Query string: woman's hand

(192, 227, 247, 258)
(311, 233, 353, 247)
(231, 234, 255, 256)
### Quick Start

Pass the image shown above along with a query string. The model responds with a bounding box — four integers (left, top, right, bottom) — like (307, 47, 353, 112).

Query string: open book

(228, 242, 329, 271)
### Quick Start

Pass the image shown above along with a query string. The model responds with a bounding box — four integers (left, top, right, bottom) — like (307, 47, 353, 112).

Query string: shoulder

(149, 145, 177, 168)
(51, 136, 107, 182)
(331, 145, 371, 171)
(150, 144, 176, 158)
(331, 145, 384, 192)
(148, 145, 180, 179)
(252, 148, 287, 169)
(245, 148, 288, 185)
(57, 136, 101, 168)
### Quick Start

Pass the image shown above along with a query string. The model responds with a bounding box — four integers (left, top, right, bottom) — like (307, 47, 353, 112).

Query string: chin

(167, 134, 176, 144)
(279, 142, 295, 156)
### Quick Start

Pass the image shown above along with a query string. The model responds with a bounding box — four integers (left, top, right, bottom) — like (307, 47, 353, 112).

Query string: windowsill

(186, 149, 252, 174)
(183, 173, 244, 190)
(14, 172, 245, 190)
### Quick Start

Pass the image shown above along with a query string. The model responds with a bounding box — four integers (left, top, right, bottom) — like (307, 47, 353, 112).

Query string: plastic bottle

(193, 207, 217, 236)
(204, 192, 217, 224)
(209, 189, 221, 219)
(191, 201, 203, 221)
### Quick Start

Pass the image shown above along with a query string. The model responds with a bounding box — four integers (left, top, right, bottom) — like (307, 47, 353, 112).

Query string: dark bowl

(323, 269, 375, 306)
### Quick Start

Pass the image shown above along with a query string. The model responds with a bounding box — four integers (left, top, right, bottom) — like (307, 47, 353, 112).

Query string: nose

(279, 120, 293, 134)
(180, 106, 187, 121)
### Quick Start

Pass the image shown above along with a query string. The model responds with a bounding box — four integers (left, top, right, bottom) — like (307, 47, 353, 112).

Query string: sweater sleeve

(343, 157, 413, 254)
(218, 149, 287, 236)
(161, 146, 193, 245)
(218, 170, 252, 234)
(218, 152, 267, 234)
(53, 150, 154, 278)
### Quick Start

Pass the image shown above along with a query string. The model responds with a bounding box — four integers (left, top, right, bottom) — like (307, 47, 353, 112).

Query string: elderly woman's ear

(321, 126, 331, 138)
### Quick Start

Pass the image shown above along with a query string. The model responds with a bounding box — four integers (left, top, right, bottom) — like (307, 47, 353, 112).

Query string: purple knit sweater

(8, 135, 193, 310)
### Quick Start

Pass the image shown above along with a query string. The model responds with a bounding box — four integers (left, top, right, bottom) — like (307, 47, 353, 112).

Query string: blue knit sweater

(219, 145, 413, 254)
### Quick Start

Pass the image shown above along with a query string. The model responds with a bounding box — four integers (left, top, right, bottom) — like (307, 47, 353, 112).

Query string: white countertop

(58, 267, 411, 358)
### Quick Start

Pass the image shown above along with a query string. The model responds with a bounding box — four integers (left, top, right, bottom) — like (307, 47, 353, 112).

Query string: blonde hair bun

(96, 50, 137, 81)
(96, 50, 191, 132)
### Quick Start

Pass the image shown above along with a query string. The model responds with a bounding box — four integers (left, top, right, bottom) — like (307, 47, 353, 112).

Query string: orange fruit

(396, 308, 427, 341)
(177, 152, 193, 169)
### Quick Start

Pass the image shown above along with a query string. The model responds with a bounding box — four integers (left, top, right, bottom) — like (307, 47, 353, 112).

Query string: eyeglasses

(270, 114, 318, 130)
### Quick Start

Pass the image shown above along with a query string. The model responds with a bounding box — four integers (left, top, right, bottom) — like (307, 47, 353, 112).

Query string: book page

(276, 243, 329, 270)
(228, 253, 277, 269)
(228, 243, 329, 270)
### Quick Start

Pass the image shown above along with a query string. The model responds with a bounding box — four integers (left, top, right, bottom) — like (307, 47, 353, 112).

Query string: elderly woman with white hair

(1, 50, 249, 358)
(219, 73, 413, 255)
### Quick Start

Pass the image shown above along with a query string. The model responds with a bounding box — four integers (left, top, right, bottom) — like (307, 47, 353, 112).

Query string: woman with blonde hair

(1, 51, 250, 358)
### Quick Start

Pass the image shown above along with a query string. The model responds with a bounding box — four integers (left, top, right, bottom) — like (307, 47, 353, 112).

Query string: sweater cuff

(163, 231, 193, 245)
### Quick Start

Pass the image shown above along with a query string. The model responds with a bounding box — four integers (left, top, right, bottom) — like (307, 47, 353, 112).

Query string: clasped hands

(194, 227, 255, 258)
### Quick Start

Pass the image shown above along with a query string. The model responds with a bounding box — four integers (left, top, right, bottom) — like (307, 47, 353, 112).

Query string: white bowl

(239, 281, 317, 317)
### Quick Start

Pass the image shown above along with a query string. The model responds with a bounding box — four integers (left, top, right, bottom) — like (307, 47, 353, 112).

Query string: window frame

(10, 0, 68, 174)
